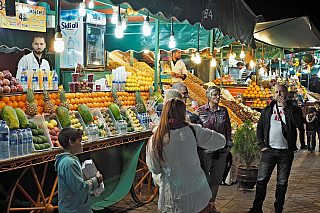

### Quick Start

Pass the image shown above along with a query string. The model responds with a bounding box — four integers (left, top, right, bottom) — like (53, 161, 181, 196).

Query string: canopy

(109, 0, 257, 48)
(254, 16, 320, 49)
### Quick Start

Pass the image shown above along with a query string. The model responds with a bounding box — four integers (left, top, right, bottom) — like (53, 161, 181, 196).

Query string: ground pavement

(95, 146, 320, 213)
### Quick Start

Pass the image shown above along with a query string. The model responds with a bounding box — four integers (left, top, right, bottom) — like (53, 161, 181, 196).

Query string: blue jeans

(252, 149, 294, 212)
(306, 131, 316, 151)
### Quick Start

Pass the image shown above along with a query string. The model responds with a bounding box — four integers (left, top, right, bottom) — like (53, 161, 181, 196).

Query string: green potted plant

(233, 120, 261, 189)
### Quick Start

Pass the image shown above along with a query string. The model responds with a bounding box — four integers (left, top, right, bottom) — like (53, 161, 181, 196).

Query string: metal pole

(55, 0, 61, 85)
(220, 48, 223, 89)
(154, 19, 160, 92)
(209, 29, 214, 81)
(130, 50, 134, 66)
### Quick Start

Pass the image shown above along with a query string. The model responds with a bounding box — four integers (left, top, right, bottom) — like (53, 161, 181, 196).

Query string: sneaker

(208, 202, 220, 213)
(247, 208, 263, 213)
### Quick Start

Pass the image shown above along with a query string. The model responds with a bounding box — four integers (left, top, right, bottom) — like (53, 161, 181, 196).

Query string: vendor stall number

(0, 0, 6, 11)
(203, 9, 213, 20)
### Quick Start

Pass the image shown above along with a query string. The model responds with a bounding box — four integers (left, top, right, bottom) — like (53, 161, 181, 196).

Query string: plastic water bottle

(94, 124, 99, 140)
(22, 129, 28, 155)
(42, 69, 49, 90)
(0, 120, 10, 159)
(21, 68, 28, 92)
(10, 130, 18, 158)
(53, 69, 59, 90)
(32, 69, 39, 90)
(17, 129, 23, 156)
(27, 128, 33, 154)
(67, 37, 74, 67)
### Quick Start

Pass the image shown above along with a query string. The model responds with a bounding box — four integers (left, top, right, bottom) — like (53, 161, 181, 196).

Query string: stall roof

(254, 16, 320, 50)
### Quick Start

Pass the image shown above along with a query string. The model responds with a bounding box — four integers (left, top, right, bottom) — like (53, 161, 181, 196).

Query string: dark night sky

(244, 0, 320, 32)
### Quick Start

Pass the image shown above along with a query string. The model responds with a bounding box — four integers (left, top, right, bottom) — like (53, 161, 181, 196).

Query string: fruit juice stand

(0, 87, 160, 212)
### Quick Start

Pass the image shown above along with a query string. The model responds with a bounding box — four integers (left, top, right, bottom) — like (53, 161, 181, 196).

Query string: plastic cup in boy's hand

(95, 171, 103, 184)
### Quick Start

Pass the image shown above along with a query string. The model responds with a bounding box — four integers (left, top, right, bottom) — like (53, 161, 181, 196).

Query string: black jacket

(304, 115, 318, 131)
(257, 100, 304, 152)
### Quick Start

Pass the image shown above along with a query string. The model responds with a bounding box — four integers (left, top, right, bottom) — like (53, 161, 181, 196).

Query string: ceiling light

(79, 2, 86, 16)
(195, 52, 201, 64)
(111, 7, 118, 24)
(250, 60, 255, 68)
(143, 49, 150, 54)
(88, 0, 94, 9)
(169, 18, 175, 48)
(115, 6, 123, 38)
(240, 45, 245, 59)
(143, 12, 151, 36)
(191, 53, 195, 61)
(211, 58, 217, 67)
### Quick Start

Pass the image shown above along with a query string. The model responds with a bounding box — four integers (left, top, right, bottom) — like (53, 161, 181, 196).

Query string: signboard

(0, 0, 46, 32)
(86, 10, 106, 25)
(60, 10, 84, 68)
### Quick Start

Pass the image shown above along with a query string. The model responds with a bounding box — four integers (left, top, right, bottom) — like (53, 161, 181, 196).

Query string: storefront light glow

(240, 51, 245, 59)
(122, 20, 127, 30)
(111, 7, 118, 24)
(54, 32, 64, 53)
(79, 2, 86, 16)
(27, 0, 36, 5)
(169, 35, 176, 48)
(259, 67, 265, 75)
(18, 4, 30, 13)
(195, 52, 201, 64)
(89, 0, 94, 9)
(211, 58, 217, 67)
(191, 53, 195, 61)
(143, 49, 150, 53)
(250, 60, 255, 68)
(143, 13, 151, 36)
(115, 6, 123, 38)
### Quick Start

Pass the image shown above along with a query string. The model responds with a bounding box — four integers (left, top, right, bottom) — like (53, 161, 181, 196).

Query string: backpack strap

(189, 125, 197, 142)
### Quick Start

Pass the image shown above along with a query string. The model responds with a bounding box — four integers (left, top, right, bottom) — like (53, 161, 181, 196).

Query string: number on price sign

(0, 0, 6, 11)
(203, 8, 213, 20)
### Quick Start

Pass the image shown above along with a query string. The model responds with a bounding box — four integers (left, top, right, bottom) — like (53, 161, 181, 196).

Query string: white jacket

(17, 52, 50, 80)
(147, 124, 226, 213)
(171, 60, 188, 83)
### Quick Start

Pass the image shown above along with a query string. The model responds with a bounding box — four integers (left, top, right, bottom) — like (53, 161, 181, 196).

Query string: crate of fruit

(43, 113, 62, 148)
(131, 108, 146, 131)
(90, 108, 108, 138)
(28, 115, 54, 151)
(100, 108, 121, 136)
(69, 111, 91, 142)
(120, 108, 139, 132)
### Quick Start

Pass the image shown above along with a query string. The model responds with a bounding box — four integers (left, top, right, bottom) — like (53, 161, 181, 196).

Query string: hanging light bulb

(143, 12, 151, 36)
(88, 0, 94, 9)
(191, 53, 195, 61)
(259, 67, 265, 75)
(111, 7, 118, 24)
(115, 6, 123, 38)
(54, 0, 64, 53)
(79, 2, 86, 16)
(229, 44, 235, 61)
(122, 20, 126, 30)
(250, 60, 255, 68)
(169, 18, 176, 48)
(211, 58, 217, 67)
(143, 49, 150, 54)
(240, 45, 245, 59)
(195, 52, 201, 64)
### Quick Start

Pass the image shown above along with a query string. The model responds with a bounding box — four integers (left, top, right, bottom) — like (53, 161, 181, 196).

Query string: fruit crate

(100, 108, 121, 136)
(132, 108, 148, 131)
(124, 108, 143, 132)
(89, 108, 109, 138)
(69, 111, 91, 143)
(28, 115, 54, 152)
(43, 113, 63, 148)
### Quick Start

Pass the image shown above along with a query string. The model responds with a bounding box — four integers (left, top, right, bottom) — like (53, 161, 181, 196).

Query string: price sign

(0, 0, 46, 32)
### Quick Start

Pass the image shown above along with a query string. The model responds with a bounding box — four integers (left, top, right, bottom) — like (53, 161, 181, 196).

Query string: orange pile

(0, 95, 27, 112)
(253, 99, 267, 108)
(243, 82, 271, 98)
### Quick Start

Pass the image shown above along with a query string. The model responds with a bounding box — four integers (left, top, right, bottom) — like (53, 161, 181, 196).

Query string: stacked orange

(0, 95, 27, 112)
(253, 99, 267, 108)
(35, 92, 60, 114)
(243, 82, 266, 98)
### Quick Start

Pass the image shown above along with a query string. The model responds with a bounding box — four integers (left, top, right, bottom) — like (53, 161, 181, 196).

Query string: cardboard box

(82, 159, 105, 197)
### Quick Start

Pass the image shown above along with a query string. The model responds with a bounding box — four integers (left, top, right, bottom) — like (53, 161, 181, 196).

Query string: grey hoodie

(55, 153, 98, 213)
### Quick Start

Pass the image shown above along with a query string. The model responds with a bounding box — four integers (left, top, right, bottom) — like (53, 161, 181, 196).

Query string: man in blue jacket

(248, 85, 304, 213)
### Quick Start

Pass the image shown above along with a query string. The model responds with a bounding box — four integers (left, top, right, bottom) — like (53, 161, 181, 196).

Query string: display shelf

(0, 90, 59, 97)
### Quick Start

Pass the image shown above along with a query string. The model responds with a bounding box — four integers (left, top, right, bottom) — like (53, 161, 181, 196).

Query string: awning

(254, 16, 320, 49)
(109, 0, 257, 48)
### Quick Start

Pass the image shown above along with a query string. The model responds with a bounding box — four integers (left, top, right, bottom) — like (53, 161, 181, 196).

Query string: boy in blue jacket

(55, 127, 103, 213)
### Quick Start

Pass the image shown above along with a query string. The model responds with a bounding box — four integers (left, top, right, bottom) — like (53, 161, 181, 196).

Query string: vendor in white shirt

(171, 49, 188, 83)
(17, 34, 50, 80)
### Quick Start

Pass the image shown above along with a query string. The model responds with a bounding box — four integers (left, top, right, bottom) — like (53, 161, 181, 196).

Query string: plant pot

(236, 165, 259, 189)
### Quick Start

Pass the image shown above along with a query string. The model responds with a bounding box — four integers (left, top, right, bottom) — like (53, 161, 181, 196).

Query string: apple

(3, 79, 10, 86)
(10, 77, 17, 86)
(3, 85, 11, 93)
(10, 85, 17, 92)
(0, 79, 3, 86)
(0, 72, 4, 79)
(0, 86, 3, 93)
(4, 72, 12, 80)
(16, 84, 23, 92)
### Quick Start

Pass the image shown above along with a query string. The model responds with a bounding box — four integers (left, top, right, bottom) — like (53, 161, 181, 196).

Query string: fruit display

(69, 112, 90, 142)
(28, 115, 53, 151)
(127, 109, 143, 131)
(14, 107, 30, 129)
(44, 114, 62, 147)
(125, 71, 153, 92)
(0, 70, 24, 93)
(59, 89, 70, 110)
(213, 74, 234, 85)
(77, 104, 93, 124)
(111, 88, 122, 107)
(101, 108, 120, 135)
(43, 89, 55, 113)
(109, 103, 121, 120)
(1, 105, 20, 129)
(183, 78, 208, 104)
(186, 72, 205, 86)
(90, 108, 108, 137)
(243, 81, 272, 99)
(120, 110, 135, 132)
